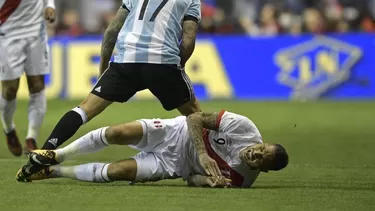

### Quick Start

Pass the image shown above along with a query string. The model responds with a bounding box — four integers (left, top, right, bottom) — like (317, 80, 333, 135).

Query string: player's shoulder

(218, 110, 260, 135)
(219, 110, 253, 126)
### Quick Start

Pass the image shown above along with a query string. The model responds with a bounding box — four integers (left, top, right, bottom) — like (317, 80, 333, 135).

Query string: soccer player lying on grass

(17, 111, 289, 188)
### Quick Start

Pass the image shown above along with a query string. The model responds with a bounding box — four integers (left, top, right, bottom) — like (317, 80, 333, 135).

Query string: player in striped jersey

(0, 0, 55, 156)
(17, 110, 289, 188)
(18, 0, 222, 179)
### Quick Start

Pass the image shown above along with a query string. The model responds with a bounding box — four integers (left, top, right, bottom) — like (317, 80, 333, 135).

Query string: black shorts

(91, 62, 194, 111)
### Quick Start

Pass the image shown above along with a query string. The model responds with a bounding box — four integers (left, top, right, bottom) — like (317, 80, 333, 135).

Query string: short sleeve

(122, 0, 133, 11)
(217, 111, 262, 143)
(185, 0, 201, 22)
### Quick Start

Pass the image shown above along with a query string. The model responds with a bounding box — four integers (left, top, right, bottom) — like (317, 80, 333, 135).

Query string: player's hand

(44, 7, 56, 23)
(198, 153, 222, 177)
(205, 176, 232, 188)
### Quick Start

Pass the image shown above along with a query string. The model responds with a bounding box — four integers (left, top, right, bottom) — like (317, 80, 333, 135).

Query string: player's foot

(23, 138, 38, 155)
(5, 130, 22, 157)
(16, 163, 54, 182)
(29, 150, 58, 167)
(16, 162, 43, 182)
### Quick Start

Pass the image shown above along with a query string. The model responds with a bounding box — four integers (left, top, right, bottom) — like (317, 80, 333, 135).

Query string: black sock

(42, 110, 84, 149)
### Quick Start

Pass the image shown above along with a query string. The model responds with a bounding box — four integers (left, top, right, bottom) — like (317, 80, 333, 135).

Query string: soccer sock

(27, 90, 46, 140)
(42, 107, 88, 149)
(0, 95, 16, 133)
(54, 127, 109, 163)
(51, 163, 111, 182)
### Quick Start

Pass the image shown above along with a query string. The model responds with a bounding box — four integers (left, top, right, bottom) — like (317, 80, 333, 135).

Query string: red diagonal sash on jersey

(0, 0, 21, 26)
(203, 129, 244, 187)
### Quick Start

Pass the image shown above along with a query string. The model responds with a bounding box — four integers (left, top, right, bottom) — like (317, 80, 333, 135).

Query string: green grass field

(0, 100, 374, 211)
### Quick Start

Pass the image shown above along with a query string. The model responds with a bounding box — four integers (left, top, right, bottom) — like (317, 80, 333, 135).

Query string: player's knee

(28, 82, 45, 94)
(105, 125, 133, 145)
(27, 75, 45, 94)
(1, 83, 19, 100)
(107, 160, 137, 181)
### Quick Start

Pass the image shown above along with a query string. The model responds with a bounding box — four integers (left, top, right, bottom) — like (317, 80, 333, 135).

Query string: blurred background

(48, 0, 375, 37)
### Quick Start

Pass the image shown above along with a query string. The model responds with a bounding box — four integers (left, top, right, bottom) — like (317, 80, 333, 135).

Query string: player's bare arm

(187, 112, 219, 154)
(187, 175, 231, 188)
(179, 18, 198, 67)
(187, 112, 222, 177)
(99, 6, 129, 75)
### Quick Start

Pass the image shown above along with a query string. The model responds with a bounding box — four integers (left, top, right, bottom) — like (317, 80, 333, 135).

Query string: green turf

(0, 100, 374, 211)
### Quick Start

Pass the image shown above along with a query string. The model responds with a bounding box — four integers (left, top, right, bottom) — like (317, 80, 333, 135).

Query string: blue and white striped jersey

(114, 0, 201, 65)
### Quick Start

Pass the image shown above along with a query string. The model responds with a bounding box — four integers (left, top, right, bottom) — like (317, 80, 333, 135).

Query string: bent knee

(105, 125, 135, 145)
(107, 160, 137, 181)
(105, 122, 143, 145)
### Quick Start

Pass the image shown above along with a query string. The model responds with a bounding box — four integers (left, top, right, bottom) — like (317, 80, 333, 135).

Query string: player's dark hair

(270, 144, 289, 171)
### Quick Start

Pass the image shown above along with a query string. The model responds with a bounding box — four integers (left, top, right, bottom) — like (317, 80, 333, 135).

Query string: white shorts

(129, 116, 187, 183)
(0, 36, 49, 80)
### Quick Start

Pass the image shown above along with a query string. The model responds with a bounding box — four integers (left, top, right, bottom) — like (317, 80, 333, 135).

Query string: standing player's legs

(144, 64, 201, 116)
(23, 36, 50, 153)
(0, 38, 28, 156)
(24, 75, 45, 152)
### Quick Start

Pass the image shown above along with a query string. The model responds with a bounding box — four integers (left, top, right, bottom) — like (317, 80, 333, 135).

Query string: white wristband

(46, 0, 55, 9)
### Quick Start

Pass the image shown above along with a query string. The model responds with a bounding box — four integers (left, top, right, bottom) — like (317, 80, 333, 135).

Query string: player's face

(239, 143, 276, 173)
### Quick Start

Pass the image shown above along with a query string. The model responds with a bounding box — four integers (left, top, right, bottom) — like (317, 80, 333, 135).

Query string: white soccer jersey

(115, 0, 201, 65)
(181, 111, 263, 188)
(131, 111, 262, 188)
(0, 0, 46, 39)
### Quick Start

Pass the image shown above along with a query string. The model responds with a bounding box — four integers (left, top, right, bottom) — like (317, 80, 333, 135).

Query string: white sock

(27, 90, 46, 139)
(0, 95, 16, 133)
(51, 163, 111, 182)
(55, 127, 109, 162)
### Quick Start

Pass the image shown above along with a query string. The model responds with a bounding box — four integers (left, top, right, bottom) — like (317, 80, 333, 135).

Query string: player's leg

(51, 151, 174, 183)
(23, 75, 46, 153)
(40, 62, 140, 150)
(0, 79, 22, 156)
(29, 115, 185, 167)
(17, 117, 181, 183)
(51, 159, 138, 182)
(40, 121, 144, 164)
(17, 62, 140, 178)
(144, 64, 201, 116)
(23, 36, 49, 153)
(0, 38, 27, 156)
(17, 159, 138, 183)
(24, 152, 169, 184)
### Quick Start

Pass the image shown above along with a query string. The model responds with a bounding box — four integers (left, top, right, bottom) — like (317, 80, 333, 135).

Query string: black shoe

(16, 162, 43, 182)
(29, 150, 57, 167)
(5, 130, 22, 157)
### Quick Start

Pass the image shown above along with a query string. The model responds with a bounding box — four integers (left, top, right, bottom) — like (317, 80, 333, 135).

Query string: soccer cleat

(16, 162, 42, 182)
(16, 164, 54, 182)
(23, 138, 38, 155)
(29, 150, 58, 167)
(5, 130, 22, 157)
(27, 167, 54, 181)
